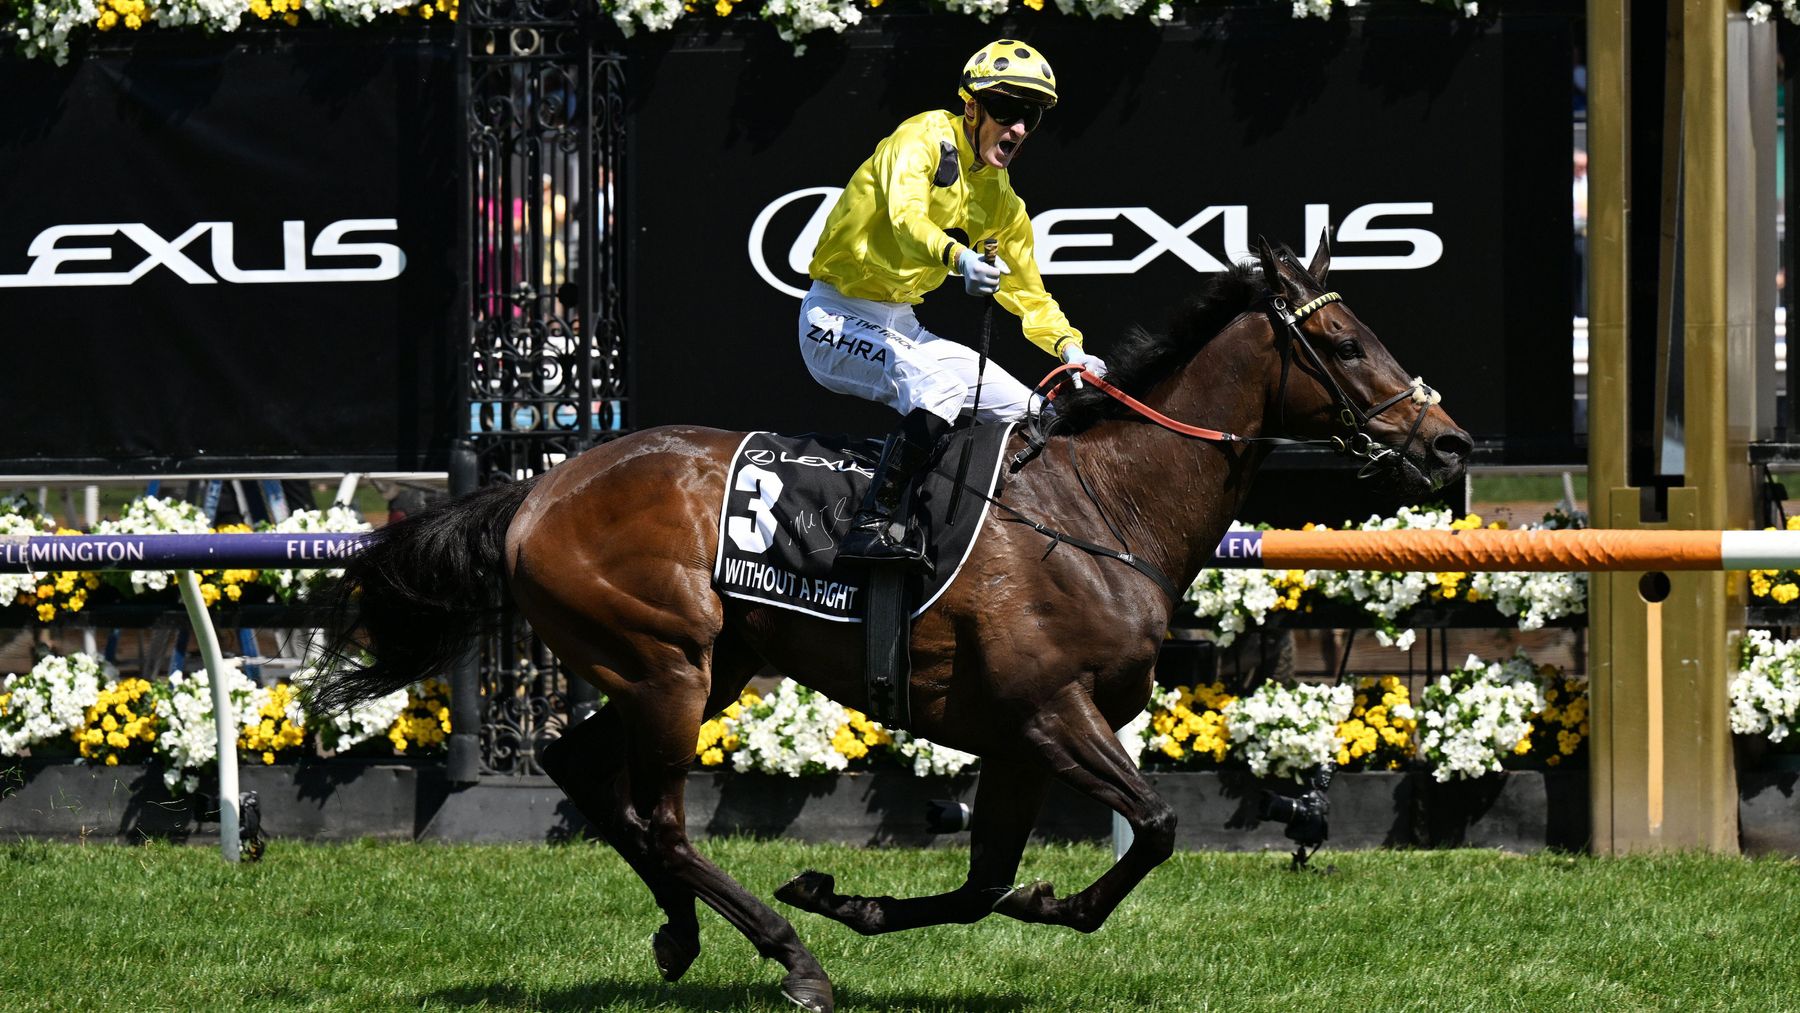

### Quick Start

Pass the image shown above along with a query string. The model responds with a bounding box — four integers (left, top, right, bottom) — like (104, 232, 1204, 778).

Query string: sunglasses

(979, 94, 1045, 132)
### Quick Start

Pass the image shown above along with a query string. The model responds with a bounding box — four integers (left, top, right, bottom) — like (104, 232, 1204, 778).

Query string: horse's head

(1255, 232, 1471, 496)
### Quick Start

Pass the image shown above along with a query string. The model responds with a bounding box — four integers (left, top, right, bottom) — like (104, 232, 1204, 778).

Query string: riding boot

(838, 408, 950, 569)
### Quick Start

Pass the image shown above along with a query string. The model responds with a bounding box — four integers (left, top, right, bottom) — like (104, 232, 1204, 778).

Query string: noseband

(1269, 291, 1441, 477)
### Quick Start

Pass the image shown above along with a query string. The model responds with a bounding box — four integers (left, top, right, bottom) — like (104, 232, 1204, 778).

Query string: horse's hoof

(651, 924, 699, 982)
(780, 971, 835, 1013)
(774, 870, 836, 914)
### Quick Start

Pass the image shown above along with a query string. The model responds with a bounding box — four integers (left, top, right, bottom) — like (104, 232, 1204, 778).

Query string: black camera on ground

(1258, 762, 1333, 853)
(923, 799, 973, 834)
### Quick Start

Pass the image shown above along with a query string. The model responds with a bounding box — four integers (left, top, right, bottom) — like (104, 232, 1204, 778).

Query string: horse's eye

(1335, 340, 1361, 361)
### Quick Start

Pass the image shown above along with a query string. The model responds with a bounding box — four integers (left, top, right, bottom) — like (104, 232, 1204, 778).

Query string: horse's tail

(305, 477, 539, 714)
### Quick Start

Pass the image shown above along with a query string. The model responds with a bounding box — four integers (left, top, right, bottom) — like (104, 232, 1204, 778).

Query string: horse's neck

(1077, 318, 1276, 588)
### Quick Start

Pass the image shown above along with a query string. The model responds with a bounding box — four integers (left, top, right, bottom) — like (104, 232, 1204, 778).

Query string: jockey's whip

(947, 238, 999, 525)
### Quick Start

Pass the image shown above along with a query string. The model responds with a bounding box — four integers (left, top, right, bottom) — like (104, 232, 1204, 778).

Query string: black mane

(1052, 260, 1270, 433)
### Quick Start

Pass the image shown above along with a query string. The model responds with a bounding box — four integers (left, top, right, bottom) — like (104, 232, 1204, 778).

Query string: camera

(923, 798, 973, 834)
(1259, 762, 1333, 852)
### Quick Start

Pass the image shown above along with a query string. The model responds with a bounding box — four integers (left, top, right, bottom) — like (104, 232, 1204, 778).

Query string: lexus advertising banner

(0, 30, 459, 474)
(628, 13, 1576, 462)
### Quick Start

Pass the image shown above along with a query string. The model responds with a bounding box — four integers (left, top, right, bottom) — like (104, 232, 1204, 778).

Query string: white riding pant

(798, 280, 1036, 425)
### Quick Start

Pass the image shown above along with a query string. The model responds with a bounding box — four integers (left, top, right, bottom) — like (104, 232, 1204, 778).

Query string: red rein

(1037, 363, 1239, 443)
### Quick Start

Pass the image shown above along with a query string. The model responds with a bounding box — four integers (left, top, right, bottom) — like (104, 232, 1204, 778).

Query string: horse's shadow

(424, 980, 1031, 1011)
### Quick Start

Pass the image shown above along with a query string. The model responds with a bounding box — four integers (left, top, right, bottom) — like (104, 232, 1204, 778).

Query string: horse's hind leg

(628, 677, 836, 1013)
(541, 704, 702, 981)
(775, 759, 1048, 934)
(992, 687, 1177, 933)
(541, 641, 762, 982)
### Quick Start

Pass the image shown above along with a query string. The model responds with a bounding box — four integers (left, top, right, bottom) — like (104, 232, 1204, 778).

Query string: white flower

(153, 662, 258, 793)
(890, 731, 979, 777)
(729, 679, 856, 776)
(1731, 630, 1800, 742)
(1416, 652, 1545, 781)
(0, 653, 113, 756)
(1223, 681, 1352, 781)
(0, 499, 57, 606)
(293, 660, 406, 752)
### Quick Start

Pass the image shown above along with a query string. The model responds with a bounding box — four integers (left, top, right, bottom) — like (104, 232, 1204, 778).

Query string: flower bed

(3, 0, 1490, 67)
(1185, 507, 1589, 649)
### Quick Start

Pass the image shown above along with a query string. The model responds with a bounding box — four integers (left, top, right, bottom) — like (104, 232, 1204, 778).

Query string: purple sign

(0, 533, 374, 573)
(1204, 530, 1264, 569)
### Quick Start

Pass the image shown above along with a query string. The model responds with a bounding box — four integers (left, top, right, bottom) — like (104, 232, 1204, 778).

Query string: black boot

(838, 409, 950, 568)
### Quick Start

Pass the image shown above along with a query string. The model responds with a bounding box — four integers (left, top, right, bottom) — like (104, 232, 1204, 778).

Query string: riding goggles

(980, 94, 1045, 132)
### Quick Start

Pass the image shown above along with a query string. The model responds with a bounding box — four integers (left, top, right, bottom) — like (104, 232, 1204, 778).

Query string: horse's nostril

(1434, 430, 1473, 463)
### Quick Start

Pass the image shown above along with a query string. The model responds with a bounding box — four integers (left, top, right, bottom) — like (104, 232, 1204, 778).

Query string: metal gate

(455, 0, 624, 778)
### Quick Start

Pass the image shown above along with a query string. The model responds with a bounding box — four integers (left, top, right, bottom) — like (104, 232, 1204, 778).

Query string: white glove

(1061, 345, 1108, 387)
(956, 248, 1011, 297)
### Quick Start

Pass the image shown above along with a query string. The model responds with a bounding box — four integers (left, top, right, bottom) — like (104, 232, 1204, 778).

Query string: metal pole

(446, 442, 483, 784)
(178, 569, 239, 863)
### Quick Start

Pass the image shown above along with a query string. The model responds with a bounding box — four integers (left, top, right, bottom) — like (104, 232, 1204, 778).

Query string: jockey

(799, 39, 1107, 567)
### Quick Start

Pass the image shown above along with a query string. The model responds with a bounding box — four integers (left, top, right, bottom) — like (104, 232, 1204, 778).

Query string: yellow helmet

(958, 40, 1057, 108)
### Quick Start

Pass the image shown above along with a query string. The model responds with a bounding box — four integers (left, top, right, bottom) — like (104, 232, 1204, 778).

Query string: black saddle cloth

(711, 422, 1015, 622)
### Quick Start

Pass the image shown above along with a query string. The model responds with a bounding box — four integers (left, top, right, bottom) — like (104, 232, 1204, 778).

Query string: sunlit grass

(2, 839, 1793, 1011)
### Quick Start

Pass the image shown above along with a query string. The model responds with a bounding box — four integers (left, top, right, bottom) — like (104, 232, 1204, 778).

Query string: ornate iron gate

(455, 0, 624, 778)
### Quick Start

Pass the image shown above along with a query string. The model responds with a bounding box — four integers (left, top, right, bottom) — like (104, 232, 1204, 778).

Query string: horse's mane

(1052, 260, 1270, 433)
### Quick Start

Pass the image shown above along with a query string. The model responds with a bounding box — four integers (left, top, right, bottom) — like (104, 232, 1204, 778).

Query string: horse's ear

(1307, 226, 1331, 286)
(1256, 235, 1306, 304)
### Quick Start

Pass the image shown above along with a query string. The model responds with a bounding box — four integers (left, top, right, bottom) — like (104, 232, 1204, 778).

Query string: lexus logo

(0, 218, 406, 288)
(748, 188, 1444, 299)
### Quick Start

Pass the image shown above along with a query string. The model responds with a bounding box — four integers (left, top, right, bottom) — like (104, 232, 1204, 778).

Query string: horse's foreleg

(775, 759, 1048, 934)
(629, 687, 835, 1013)
(994, 688, 1176, 934)
(540, 705, 702, 981)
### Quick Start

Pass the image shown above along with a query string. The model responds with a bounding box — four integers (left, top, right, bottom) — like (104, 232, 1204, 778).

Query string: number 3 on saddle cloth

(711, 422, 1016, 656)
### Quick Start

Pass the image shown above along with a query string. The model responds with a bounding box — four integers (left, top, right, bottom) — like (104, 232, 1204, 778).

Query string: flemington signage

(0, 533, 373, 572)
(0, 31, 458, 474)
(630, 14, 1577, 461)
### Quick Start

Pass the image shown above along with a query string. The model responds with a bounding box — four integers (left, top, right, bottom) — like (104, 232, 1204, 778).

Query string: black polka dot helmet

(958, 39, 1057, 107)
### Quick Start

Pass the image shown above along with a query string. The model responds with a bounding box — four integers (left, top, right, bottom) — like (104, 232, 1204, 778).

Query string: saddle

(711, 423, 1016, 725)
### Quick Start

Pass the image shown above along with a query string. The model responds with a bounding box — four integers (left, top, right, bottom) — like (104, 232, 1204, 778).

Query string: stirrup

(838, 516, 932, 575)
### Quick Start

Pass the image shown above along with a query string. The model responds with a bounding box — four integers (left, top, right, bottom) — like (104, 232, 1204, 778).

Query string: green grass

(1469, 472, 1587, 506)
(2, 841, 1795, 1012)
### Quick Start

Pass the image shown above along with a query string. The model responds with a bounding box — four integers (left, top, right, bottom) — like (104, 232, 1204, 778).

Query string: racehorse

(308, 236, 1470, 1012)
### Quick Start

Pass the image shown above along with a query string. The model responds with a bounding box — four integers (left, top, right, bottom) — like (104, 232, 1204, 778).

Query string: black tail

(305, 477, 539, 715)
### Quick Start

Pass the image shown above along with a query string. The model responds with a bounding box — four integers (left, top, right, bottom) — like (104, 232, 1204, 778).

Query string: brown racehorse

(309, 236, 1470, 1012)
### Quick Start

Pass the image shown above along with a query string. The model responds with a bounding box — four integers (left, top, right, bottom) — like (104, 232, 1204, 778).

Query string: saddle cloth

(711, 423, 1015, 622)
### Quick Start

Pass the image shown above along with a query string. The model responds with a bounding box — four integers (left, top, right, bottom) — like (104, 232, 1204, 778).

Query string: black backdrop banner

(0, 30, 459, 474)
(627, 11, 1576, 463)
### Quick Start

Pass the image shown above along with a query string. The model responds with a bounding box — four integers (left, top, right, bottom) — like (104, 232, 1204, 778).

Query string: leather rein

(981, 289, 1445, 603)
(1019, 289, 1442, 475)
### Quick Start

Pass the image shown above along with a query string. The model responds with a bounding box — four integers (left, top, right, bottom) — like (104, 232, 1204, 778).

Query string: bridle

(985, 281, 1448, 605)
(1025, 288, 1444, 480)
(1268, 290, 1442, 477)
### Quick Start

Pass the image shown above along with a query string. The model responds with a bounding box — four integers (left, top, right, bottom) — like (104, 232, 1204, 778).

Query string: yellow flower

(105, 754, 119, 766)
(1513, 735, 1532, 756)
(284, 12, 300, 25)
(200, 583, 221, 607)
(700, 747, 724, 766)
(124, 12, 140, 27)
(1774, 583, 1799, 605)
(714, 0, 733, 13)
